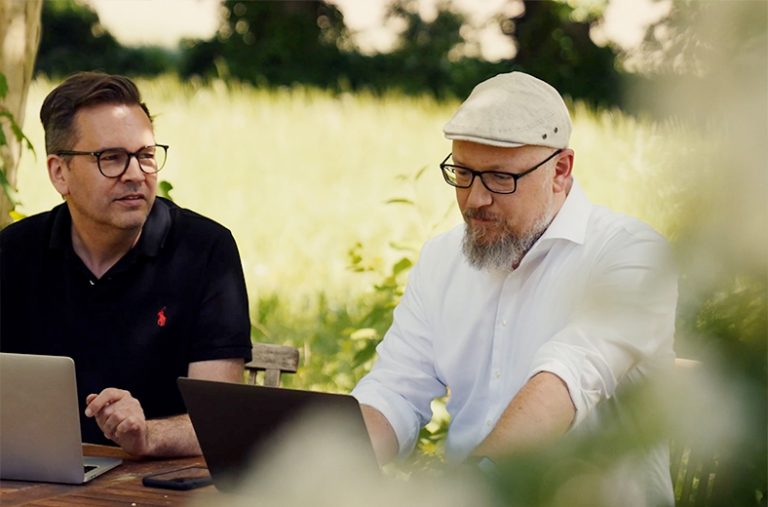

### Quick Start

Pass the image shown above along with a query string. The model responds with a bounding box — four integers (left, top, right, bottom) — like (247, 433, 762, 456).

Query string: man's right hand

(85, 388, 151, 456)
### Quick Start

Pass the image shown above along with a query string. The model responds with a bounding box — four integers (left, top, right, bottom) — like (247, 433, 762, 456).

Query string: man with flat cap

(352, 72, 676, 504)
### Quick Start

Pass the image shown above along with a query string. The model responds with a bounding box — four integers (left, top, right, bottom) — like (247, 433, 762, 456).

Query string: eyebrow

(450, 156, 513, 173)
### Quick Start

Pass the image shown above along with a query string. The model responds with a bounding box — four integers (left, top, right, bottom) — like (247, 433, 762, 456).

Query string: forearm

(360, 404, 399, 466)
(473, 371, 575, 460)
(143, 414, 201, 458)
(140, 358, 244, 457)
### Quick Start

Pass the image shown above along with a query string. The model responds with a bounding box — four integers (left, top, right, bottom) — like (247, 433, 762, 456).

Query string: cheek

(455, 188, 469, 210)
(69, 176, 109, 203)
(499, 195, 540, 230)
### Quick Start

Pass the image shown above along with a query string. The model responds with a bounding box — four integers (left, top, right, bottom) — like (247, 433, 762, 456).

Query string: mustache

(463, 208, 502, 222)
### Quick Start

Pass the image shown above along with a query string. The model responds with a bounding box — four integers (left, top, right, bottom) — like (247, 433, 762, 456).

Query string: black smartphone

(142, 465, 213, 490)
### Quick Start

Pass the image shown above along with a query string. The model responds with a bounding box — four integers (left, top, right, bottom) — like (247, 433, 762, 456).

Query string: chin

(113, 210, 150, 230)
(467, 224, 505, 245)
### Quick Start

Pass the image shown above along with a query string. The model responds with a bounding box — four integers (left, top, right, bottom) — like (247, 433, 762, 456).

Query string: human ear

(552, 149, 574, 192)
(47, 155, 70, 197)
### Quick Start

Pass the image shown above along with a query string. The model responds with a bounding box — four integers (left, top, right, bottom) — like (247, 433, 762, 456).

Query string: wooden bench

(244, 342, 300, 387)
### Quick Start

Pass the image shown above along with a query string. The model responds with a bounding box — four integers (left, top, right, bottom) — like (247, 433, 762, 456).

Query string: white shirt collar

(539, 178, 591, 245)
(516, 178, 592, 269)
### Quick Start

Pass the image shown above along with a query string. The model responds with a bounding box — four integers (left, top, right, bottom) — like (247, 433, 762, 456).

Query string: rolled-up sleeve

(352, 247, 447, 457)
(528, 229, 677, 426)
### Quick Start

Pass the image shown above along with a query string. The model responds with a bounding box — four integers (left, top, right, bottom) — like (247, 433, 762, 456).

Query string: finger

(112, 416, 149, 454)
(85, 388, 128, 417)
(95, 398, 145, 437)
(115, 415, 145, 438)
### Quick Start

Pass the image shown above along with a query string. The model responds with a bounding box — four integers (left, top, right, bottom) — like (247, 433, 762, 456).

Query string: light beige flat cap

(443, 71, 571, 149)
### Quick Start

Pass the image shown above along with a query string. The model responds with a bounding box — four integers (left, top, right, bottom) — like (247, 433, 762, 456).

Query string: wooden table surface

(0, 444, 221, 506)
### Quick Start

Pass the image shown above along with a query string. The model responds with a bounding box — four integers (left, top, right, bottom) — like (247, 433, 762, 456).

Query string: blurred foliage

(0, 73, 35, 224)
(179, 1, 350, 87)
(35, 0, 176, 78)
(506, 0, 622, 107)
(36, 0, 624, 107)
(249, 165, 452, 465)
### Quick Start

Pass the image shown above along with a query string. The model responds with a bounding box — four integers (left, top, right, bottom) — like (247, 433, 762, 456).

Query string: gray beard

(462, 212, 554, 271)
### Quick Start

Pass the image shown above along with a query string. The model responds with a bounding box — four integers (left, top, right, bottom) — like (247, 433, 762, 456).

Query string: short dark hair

(40, 71, 152, 154)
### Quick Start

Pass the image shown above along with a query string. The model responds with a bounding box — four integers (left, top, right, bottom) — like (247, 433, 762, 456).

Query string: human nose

(463, 174, 493, 208)
(120, 153, 146, 181)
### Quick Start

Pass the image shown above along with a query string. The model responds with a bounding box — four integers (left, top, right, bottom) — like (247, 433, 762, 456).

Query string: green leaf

(9, 209, 26, 222)
(158, 180, 174, 201)
(0, 110, 36, 157)
(392, 257, 413, 275)
(0, 73, 7, 99)
(0, 168, 19, 205)
(385, 197, 414, 206)
(9, 121, 36, 157)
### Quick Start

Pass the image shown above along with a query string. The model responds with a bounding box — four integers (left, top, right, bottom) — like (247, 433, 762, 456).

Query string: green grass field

(15, 76, 694, 308)
(15, 76, 706, 396)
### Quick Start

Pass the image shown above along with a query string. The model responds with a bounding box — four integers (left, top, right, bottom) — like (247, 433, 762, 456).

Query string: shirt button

(88, 280, 95, 286)
(501, 320, 508, 327)
(486, 420, 493, 428)
(495, 370, 501, 379)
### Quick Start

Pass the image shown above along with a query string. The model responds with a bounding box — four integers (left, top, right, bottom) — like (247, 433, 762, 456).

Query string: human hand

(85, 388, 151, 456)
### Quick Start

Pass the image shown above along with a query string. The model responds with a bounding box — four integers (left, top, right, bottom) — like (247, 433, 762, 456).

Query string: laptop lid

(0, 353, 121, 484)
(177, 377, 377, 492)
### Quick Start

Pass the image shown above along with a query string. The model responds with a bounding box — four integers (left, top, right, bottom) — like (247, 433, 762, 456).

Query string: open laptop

(177, 377, 377, 492)
(0, 353, 122, 484)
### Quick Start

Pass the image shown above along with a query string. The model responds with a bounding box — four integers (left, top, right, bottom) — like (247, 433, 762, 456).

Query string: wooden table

(0, 444, 221, 506)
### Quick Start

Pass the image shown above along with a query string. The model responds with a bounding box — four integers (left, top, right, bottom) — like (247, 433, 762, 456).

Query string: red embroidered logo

(157, 307, 167, 327)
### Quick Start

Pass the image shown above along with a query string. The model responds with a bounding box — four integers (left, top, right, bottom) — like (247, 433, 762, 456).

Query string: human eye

(137, 147, 156, 160)
(99, 149, 126, 163)
(453, 167, 472, 178)
(485, 171, 517, 191)
(488, 171, 514, 182)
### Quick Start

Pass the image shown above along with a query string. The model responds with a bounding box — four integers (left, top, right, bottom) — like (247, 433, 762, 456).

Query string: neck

(70, 223, 142, 279)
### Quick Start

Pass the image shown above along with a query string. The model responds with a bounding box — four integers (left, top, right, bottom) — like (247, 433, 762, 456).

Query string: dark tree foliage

(326, 0, 502, 99)
(37, 0, 627, 107)
(179, 1, 349, 87)
(35, 0, 175, 78)
(502, 0, 623, 107)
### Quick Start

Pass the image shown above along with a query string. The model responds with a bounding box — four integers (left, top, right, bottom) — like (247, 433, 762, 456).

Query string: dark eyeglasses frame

(55, 144, 169, 179)
(440, 149, 562, 194)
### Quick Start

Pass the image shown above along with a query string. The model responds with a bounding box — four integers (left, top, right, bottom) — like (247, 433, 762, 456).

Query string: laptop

(177, 377, 377, 491)
(0, 353, 122, 484)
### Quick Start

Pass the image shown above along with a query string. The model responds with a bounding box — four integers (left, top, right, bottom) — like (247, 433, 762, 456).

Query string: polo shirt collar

(49, 203, 71, 251)
(47, 198, 172, 258)
(135, 198, 172, 257)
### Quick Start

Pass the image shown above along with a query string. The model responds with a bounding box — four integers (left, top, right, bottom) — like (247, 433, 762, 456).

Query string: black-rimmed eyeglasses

(55, 144, 169, 179)
(440, 149, 562, 194)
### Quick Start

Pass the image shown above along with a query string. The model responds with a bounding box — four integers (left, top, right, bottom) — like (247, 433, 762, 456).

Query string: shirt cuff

(351, 383, 422, 458)
(528, 341, 612, 427)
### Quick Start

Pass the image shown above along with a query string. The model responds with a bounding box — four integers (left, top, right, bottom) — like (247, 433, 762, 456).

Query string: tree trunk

(0, 0, 42, 228)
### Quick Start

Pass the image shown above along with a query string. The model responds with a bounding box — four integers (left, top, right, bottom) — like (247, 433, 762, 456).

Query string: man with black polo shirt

(0, 72, 253, 458)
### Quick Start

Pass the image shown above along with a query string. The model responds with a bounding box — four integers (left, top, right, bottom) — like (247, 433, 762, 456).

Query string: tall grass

(15, 76, 695, 309)
(15, 75, 706, 398)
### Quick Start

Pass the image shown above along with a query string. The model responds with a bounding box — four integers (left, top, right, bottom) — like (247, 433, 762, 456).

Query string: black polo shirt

(0, 198, 252, 445)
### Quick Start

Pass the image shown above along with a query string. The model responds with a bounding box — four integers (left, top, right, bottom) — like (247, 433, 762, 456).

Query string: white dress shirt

(352, 179, 677, 503)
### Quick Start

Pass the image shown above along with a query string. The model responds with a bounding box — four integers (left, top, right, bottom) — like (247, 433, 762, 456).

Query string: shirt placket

(485, 270, 521, 431)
